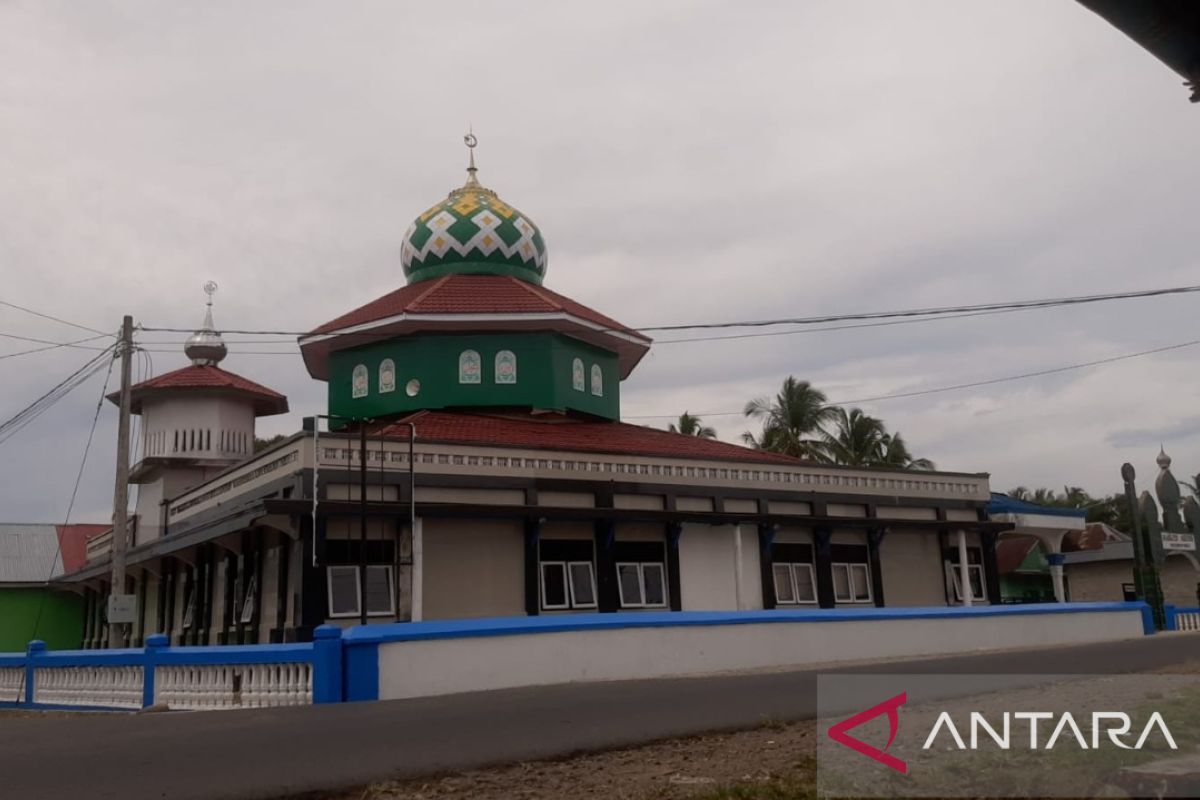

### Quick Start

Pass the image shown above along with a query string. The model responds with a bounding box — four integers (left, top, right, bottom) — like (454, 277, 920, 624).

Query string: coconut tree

(742, 377, 838, 459)
(877, 431, 936, 471)
(820, 407, 886, 467)
(668, 412, 717, 439)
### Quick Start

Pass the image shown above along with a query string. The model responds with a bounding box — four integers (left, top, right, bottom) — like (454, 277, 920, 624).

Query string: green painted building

(0, 524, 104, 651)
(300, 137, 651, 424)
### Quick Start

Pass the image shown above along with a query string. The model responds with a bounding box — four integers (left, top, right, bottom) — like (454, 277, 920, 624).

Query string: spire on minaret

(463, 127, 480, 188)
(184, 280, 228, 366)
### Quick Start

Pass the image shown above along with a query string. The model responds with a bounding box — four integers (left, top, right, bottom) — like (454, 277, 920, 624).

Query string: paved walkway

(1, 633, 1198, 800)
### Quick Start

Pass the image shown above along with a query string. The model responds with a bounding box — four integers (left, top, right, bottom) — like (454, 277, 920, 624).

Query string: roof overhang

(1077, 0, 1200, 101)
(110, 385, 289, 416)
(298, 311, 652, 381)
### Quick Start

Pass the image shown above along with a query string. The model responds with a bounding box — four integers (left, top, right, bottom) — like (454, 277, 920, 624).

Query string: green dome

(401, 174, 548, 285)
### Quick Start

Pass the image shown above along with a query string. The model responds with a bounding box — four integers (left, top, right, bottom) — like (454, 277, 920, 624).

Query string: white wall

(374, 608, 1146, 701)
(678, 524, 740, 610)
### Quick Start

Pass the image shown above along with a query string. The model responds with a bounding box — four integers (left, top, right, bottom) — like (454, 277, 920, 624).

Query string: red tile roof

(377, 410, 804, 466)
(307, 274, 649, 341)
(109, 365, 289, 415)
(55, 524, 110, 574)
(995, 534, 1043, 574)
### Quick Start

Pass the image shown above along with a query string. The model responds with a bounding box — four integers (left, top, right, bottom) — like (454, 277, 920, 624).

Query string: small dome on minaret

(184, 280, 228, 366)
(1157, 446, 1172, 470)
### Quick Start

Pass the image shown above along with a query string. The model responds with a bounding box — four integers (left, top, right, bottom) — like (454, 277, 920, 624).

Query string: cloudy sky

(1, 0, 1197, 523)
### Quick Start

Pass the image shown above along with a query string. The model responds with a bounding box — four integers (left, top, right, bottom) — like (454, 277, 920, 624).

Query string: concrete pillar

(733, 524, 744, 610)
(410, 517, 423, 622)
(957, 529, 972, 607)
(1047, 554, 1066, 603)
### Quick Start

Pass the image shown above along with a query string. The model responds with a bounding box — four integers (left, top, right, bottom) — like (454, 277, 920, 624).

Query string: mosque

(62, 139, 1006, 646)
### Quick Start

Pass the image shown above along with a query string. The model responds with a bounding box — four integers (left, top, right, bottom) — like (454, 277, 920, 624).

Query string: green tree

(820, 407, 886, 467)
(877, 431, 936, 471)
(668, 412, 717, 439)
(253, 434, 287, 453)
(742, 377, 838, 460)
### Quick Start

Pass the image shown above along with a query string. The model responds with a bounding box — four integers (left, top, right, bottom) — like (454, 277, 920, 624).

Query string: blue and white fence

(0, 626, 343, 711)
(1165, 605, 1200, 632)
(0, 602, 1157, 712)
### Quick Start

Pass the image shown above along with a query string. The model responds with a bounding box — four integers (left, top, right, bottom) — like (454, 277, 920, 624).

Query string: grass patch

(680, 758, 817, 800)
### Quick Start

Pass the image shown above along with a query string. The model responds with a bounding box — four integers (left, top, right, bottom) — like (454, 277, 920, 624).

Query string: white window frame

(540, 560, 597, 610)
(540, 561, 570, 610)
(832, 562, 872, 604)
(180, 581, 196, 629)
(326, 565, 396, 619)
(239, 573, 258, 625)
(364, 565, 396, 617)
(772, 562, 818, 605)
(326, 565, 362, 619)
(567, 560, 598, 609)
(949, 562, 987, 603)
(615, 562, 668, 609)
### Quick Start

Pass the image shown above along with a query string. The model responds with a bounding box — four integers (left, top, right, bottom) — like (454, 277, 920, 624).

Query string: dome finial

(463, 127, 480, 188)
(185, 280, 227, 366)
(1157, 445, 1172, 470)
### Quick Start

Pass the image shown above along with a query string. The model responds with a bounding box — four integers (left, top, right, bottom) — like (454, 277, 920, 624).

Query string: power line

(0, 299, 108, 336)
(624, 336, 1200, 420)
(0, 333, 114, 361)
(135, 283, 1200, 339)
(0, 346, 116, 446)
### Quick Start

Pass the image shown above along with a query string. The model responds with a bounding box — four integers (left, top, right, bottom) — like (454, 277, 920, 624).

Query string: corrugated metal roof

(0, 524, 65, 583)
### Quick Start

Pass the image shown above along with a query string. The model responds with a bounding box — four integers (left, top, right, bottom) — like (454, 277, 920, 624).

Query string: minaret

(108, 282, 288, 543)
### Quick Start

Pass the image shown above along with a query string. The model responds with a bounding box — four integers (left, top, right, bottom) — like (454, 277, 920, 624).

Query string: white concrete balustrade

(33, 667, 143, 709)
(155, 663, 312, 709)
(1177, 611, 1200, 632)
(0, 667, 23, 702)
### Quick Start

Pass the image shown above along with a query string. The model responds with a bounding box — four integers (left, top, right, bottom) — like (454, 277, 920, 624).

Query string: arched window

(572, 358, 585, 392)
(173, 430, 179, 453)
(352, 364, 369, 399)
(458, 350, 481, 384)
(590, 364, 603, 397)
(495, 350, 517, 384)
(379, 359, 396, 393)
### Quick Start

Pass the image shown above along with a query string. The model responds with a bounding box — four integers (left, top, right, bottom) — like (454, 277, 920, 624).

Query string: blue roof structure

(987, 493, 1088, 519)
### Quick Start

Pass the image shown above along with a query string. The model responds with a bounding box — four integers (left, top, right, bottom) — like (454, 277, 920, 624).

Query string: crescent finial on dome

(463, 127, 480, 188)
(185, 280, 228, 366)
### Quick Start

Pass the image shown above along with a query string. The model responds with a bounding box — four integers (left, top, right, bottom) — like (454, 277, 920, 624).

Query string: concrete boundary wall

(344, 603, 1150, 702)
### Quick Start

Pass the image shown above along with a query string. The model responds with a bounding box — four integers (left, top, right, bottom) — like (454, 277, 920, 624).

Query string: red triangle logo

(826, 691, 908, 774)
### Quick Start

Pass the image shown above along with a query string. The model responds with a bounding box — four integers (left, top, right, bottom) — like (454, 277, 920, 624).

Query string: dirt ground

(312, 662, 1200, 800)
(315, 722, 819, 800)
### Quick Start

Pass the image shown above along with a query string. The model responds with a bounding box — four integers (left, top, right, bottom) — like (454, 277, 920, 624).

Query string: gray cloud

(2, 0, 1198, 521)
(1107, 416, 1200, 450)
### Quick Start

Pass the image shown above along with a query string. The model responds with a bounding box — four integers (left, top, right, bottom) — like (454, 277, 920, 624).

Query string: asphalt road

(2, 633, 1198, 800)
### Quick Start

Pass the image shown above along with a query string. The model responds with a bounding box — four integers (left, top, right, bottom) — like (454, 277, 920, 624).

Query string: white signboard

(107, 594, 137, 624)
(1162, 532, 1197, 552)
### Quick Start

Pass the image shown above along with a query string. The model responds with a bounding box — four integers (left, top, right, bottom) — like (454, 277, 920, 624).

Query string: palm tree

(742, 377, 838, 459)
(820, 408, 886, 467)
(877, 431, 936, 471)
(668, 412, 716, 439)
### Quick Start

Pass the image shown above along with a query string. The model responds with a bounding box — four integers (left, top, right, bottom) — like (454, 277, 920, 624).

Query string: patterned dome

(401, 148, 547, 285)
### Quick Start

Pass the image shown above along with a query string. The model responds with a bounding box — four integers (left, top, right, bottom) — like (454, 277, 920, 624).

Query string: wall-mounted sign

(107, 594, 137, 624)
(1162, 532, 1196, 552)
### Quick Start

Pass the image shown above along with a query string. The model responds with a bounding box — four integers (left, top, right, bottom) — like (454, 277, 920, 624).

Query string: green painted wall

(0, 589, 83, 652)
(329, 332, 620, 420)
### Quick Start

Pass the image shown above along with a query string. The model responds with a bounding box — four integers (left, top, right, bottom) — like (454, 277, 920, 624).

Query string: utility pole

(359, 421, 369, 626)
(108, 315, 134, 647)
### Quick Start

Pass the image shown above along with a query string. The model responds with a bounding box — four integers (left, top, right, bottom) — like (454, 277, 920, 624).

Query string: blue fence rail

(0, 603, 1159, 712)
(0, 625, 344, 711)
(1165, 605, 1200, 631)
